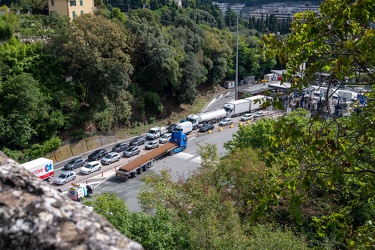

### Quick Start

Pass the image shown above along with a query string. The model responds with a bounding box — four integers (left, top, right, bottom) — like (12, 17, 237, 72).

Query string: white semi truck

(21, 157, 54, 181)
(187, 109, 227, 130)
(224, 99, 251, 117)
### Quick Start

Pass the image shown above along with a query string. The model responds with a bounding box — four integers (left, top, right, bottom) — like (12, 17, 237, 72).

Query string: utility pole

(235, 9, 239, 100)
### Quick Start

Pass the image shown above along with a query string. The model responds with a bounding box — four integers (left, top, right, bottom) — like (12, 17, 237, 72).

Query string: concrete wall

(47, 136, 117, 163)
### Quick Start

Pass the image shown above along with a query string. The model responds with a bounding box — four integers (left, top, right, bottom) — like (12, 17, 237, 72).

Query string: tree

(126, 9, 181, 103)
(47, 14, 133, 110)
(85, 193, 190, 250)
(0, 73, 58, 148)
(256, 1, 375, 245)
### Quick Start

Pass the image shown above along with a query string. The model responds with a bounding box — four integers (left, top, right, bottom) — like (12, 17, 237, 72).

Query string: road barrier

(219, 127, 223, 131)
(229, 124, 234, 128)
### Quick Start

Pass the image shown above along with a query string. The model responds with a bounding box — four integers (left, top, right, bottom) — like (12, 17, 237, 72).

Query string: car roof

(87, 161, 100, 164)
(61, 170, 75, 174)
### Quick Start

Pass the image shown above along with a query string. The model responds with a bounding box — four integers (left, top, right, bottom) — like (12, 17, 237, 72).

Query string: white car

(219, 118, 233, 126)
(241, 113, 253, 121)
(254, 111, 265, 118)
(54, 171, 76, 185)
(80, 161, 102, 175)
(159, 133, 171, 144)
(101, 152, 121, 165)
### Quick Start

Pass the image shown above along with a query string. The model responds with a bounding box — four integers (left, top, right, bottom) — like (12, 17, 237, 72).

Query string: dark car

(123, 146, 141, 157)
(87, 148, 108, 161)
(112, 142, 129, 152)
(63, 157, 85, 170)
(129, 136, 146, 147)
(199, 123, 215, 133)
(166, 123, 177, 133)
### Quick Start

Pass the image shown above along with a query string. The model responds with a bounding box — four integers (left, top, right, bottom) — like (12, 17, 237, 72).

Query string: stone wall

(0, 151, 143, 250)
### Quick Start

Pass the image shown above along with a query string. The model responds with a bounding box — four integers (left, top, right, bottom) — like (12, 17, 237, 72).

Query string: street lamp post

(235, 9, 239, 100)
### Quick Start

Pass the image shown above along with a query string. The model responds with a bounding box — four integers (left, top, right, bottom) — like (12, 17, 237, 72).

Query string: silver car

(54, 171, 76, 185)
(145, 140, 160, 150)
(123, 146, 140, 157)
(101, 152, 121, 165)
(63, 157, 85, 170)
(241, 113, 253, 121)
(159, 133, 171, 144)
(219, 118, 233, 126)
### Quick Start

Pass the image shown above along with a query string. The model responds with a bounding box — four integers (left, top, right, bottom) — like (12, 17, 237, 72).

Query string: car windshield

(126, 147, 133, 152)
(104, 155, 111, 159)
(161, 134, 168, 138)
(58, 173, 67, 178)
(114, 143, 121, 147)
(67, 159, 75, 164)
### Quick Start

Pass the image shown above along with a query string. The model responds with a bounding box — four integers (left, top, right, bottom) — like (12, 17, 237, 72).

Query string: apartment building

(48, 0, 95, 19)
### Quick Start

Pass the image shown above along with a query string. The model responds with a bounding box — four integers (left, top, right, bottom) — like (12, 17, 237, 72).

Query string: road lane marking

(173, 152, 194, 160)
(191, 156, 202, 164)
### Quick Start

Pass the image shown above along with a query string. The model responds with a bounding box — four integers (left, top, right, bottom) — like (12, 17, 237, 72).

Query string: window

(80, 0, 83, 6)
(51, 0, 54, 6)
(80, 10, 84, 14)
(70, 0, 76, 6)
(72, 11, 76, 18)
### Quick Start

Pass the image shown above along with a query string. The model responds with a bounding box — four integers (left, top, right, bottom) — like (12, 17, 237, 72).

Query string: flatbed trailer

(116, 132, 187, 180)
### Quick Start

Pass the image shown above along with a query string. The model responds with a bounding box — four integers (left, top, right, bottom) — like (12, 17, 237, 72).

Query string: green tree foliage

(0, 73, 63, 148)
(85, 193, 190, 250)
(138, 143, 310, 249)
(48, 14, 133, 109)
(0, 19, 14, 40)
(126, 9, 181, 101)
(201, 27, 233, 84)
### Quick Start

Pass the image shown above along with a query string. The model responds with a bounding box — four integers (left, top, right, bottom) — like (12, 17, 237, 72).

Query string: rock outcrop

(0, 152, 143, 250)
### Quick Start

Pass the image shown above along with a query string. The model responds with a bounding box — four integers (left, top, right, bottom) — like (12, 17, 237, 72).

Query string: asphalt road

(91, 123, 240, 212)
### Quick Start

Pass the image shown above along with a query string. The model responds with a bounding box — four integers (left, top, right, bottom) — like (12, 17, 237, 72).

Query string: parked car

(219, 118, 233, 126)
(123, 146, 140, 157)
(63, 157, 85, 170)
(199, 123, 215, 132)
(101, 152, 121, 165)
(129, 136, 146, 147)
(80, 161, 102, 175)
(159, 133, 172, 144)
(87, 148, 108, 161)
(241, 113, 254, 121)
(54, 171, 76, 185)
(112, 142, 128, 152)
(145, 140, 159, 150)
(166, 123, 177, 133)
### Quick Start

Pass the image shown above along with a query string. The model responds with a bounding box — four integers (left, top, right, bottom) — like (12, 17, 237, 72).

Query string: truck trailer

(187, 109, 227, 130)
(224, 99, 251, 117)
(116, 131, 188, 180)
(244, 95, 266, 111)
(21, 157, 54, 180)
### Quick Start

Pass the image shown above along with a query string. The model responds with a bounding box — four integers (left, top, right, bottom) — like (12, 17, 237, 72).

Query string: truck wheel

(169, 150, 174, 156)
(132, 171, 137, 178)
(182, 147, 186, 151)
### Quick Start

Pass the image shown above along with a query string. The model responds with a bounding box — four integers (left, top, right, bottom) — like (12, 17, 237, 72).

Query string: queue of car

(55, 110, 268, 185)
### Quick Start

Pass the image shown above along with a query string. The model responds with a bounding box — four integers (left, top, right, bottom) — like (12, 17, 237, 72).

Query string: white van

(173, 121, 193, 135)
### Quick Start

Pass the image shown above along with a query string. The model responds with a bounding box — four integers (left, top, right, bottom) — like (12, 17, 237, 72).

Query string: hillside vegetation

(0, 1, 281, 161)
